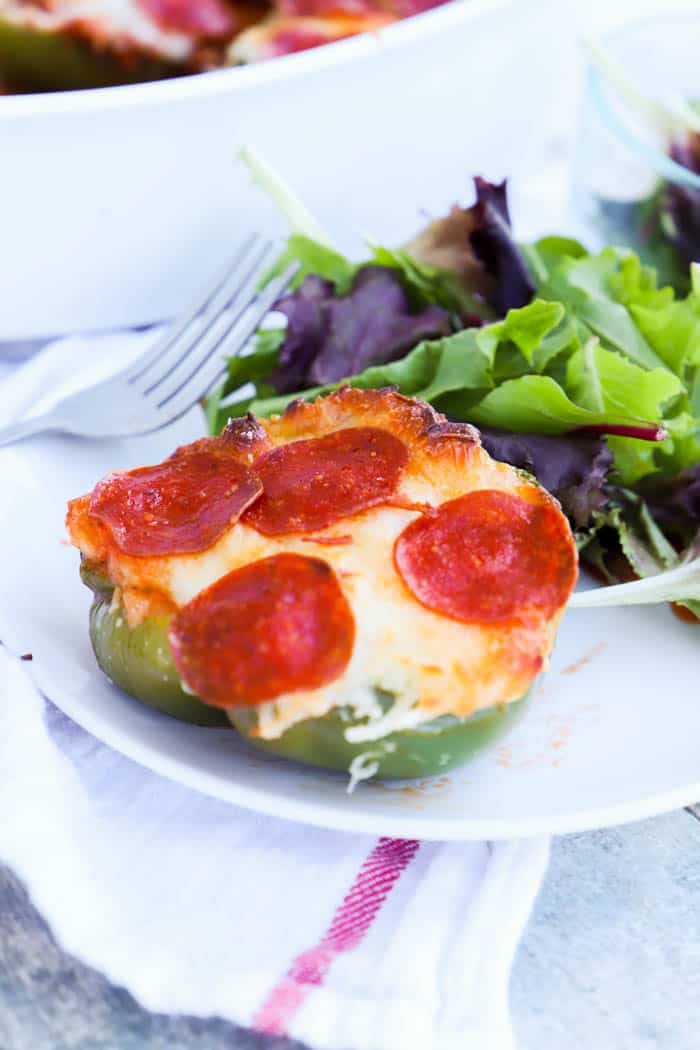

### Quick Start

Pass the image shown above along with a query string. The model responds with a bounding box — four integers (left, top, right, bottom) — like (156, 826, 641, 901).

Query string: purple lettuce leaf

(479, 427, 614, 529)
(269, 274, 333, 394)
(664, 133, 700, 268)
(469, 177, 536, 314)
(270, 265, 451, 394)
(640, 462, 700, 547)
(404, 177, 535, 316)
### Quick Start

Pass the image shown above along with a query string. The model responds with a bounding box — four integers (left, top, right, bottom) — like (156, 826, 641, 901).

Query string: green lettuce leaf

(566, 338, 682, 418)
(209, 300, 567, 428)
(210, 300, 664, 449)
(220, 326, 494, 422)
(535, 247, 667, 372)
(205, 328, 284, 432)
(240, 145, 332, 245)
(467, 375, 650, 436)
(369, 243, 494, 321)
(263, 234, 356, 293)
(523, 240, 700, 483)
(569, 544, 700, 614)
(474, 300, 565, 366)
(520, 236, 588, 285)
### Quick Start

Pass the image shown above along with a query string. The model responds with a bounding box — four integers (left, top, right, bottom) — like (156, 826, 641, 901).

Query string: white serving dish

(0, 0, 561, 340)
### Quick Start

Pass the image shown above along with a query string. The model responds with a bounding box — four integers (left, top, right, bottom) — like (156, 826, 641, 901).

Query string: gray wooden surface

(1, 811, 699, 1049)
(512, 809, 700, 1050)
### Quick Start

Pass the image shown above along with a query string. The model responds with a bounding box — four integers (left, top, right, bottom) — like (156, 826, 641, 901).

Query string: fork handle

(0, 414, 61, 448)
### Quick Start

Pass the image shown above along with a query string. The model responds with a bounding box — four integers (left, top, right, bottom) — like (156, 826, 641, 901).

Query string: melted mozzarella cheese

(162, 499, 552, 742)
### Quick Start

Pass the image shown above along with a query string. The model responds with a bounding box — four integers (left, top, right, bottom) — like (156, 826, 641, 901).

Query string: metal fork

(0, 235, 298, 446)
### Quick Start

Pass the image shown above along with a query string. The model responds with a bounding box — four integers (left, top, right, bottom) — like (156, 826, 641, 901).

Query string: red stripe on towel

(252, 836, 420, 1036)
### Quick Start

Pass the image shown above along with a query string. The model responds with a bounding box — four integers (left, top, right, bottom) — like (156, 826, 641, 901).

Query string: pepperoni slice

(243, 427, 408, 536)
(89, 447, 262, 557)
(394, 490, 577, 625)
(169, 553, 355, 706)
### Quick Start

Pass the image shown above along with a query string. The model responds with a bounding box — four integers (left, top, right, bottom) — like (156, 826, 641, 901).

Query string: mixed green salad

(206, 152, 700, 618)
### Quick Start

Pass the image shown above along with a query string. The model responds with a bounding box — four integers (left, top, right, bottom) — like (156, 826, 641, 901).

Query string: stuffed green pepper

(67, 389, 577, 782)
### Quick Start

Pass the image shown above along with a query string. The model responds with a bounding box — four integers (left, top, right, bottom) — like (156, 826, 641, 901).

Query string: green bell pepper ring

(227, 700, 529, 780)
(82, 564, 227, 727)
(80, 563, 530, 775)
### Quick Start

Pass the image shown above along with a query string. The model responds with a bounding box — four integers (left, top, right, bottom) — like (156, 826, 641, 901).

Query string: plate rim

(9, 633, 700, 842)
(4, 424, 699, 842)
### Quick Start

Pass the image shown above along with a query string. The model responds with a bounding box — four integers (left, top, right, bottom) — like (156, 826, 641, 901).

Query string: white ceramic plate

(2, 413, 699, 840)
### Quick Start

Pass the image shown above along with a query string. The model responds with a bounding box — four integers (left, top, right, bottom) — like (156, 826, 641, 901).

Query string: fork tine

(150, 251, 293, 407)
(158, 357, 230, 429)
(126, 233, 265, 388)
(124, 234, 258, 383)
(154, 263, 299, 425)
(137, 238, 274, 398)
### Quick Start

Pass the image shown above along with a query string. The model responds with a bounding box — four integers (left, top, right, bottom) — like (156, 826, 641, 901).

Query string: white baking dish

(0, 0, 557, 340)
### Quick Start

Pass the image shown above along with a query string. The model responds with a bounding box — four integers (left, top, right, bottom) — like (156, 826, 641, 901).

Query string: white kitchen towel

(0, 336, 549, 1050)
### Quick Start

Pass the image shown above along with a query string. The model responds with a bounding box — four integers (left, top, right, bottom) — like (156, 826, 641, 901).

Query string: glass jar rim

(589, 12, 700, 193)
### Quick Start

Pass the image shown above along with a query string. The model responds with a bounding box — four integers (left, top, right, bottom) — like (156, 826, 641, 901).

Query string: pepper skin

(83, 565, 227, 727)
(226, 700, 528, 780)
(81, 563, 528, 772)
(0, 17, 176, 92)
